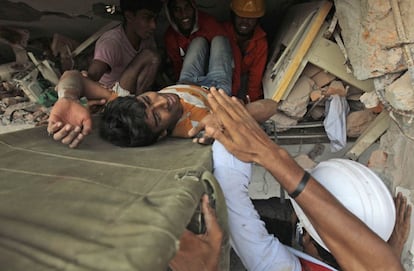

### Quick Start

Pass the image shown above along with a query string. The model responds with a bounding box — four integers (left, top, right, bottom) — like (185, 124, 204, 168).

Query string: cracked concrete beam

(4, 0, 118, 17)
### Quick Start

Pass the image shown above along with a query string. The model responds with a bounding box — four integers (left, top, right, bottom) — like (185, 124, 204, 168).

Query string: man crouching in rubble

(87, 0, 163, 95)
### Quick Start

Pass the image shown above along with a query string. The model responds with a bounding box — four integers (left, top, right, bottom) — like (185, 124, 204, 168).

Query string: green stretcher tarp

(0, 124, 229, 271)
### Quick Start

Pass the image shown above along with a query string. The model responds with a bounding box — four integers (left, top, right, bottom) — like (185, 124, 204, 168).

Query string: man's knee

(211, 36, 230, 48)
(146, 49, 161, 65)
(189, 37, 208, 48)
(134, 48, 161, 65)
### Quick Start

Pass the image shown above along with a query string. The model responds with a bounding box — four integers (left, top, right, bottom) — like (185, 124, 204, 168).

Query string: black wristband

(289, 171, 311, 199)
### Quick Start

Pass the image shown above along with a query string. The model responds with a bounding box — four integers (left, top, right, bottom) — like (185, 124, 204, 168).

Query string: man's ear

(157, 130, 168, 141)
(124, 10, 135, 22)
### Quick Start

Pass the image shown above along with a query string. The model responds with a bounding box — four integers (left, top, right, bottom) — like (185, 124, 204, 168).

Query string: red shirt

(164, 11, 226, 80)
(300, 257, 336, 271)
(223, 21, 268, 102)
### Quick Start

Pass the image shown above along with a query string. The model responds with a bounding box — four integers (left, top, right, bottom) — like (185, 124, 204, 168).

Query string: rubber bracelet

(289, 171, 311, 199)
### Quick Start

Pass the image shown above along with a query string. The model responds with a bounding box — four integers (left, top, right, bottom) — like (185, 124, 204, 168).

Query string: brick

(346, 110, 377, 137)
(302, 63, 322, 78)
(310, 90, 323, 101)
(269, 112, 298, 132)
(312, 70, 336, 88)
(309, 106, 325, 120)
(360, 91, 379, 108)
(367, 149, 388, 169)
(326, 80, 347, 96)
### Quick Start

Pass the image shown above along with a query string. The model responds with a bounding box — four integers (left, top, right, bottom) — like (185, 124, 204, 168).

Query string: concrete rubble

(334, 0, 414, 80)
(262, 0, 414, 266)
(0, 24, 92, 134)
(271, 62, 377, 140)
(0, 27, 55, 133)
(334, 1, 414, 269)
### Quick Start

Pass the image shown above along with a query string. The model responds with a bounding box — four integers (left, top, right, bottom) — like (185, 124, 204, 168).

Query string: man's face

(169, 0, 195, 35)
(128, 9, 158, 40)
(302, 231, 323, 261)
(137, 91, 183, 135)
(233, 15, 258, 37)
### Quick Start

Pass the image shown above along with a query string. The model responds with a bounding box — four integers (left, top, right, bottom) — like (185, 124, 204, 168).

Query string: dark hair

(99, 96, 161, 147)
(294, 222, 340, 269)
(312, 240, 340, 270)
(120, 0, 163, 14)
(166, 0, 194, 13)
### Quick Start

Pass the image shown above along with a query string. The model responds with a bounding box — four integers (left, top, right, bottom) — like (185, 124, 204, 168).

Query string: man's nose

(149, 18, 157, 30)
(177, 8, 187, 18)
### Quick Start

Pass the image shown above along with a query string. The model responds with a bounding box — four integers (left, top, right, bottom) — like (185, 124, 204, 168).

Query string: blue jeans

(178, 36, 233, 95)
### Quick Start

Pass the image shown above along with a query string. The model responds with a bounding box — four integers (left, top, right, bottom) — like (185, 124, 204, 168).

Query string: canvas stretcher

(0, 122, 229, 271)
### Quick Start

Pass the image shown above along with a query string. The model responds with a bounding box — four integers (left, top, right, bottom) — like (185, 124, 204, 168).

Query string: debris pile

(262, 2, 384, 151)
(0, 80, 49, 128)
(0, 25, 92, 133)
(271, 63, 381, 139)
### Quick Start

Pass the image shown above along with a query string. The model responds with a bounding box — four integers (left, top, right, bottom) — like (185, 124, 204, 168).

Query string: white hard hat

(291, 158, 396, 252)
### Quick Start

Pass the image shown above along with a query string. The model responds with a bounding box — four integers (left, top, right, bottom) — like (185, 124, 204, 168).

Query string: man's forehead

(137, 91, 155, 98)
(137, 9, 158, 16)
(136, 91, 156, 106)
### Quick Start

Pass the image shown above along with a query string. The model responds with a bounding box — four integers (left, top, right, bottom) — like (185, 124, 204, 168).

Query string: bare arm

(188, 87, 277, 144)
(47, 70, 114, 148)
(245, 98, 278, 123)
(87, 59, 110, 82)
(204, 88, 403, 271)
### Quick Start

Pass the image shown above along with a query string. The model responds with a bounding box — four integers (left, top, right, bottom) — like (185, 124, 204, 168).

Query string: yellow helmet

(230, 0, 265, 18)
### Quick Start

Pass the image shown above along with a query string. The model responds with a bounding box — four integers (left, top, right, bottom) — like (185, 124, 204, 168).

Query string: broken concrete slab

(385, 71, 414, 112)
(334, 0, 414, 80)
(278, 75, 314, 119)
(0, 0, 120, 43)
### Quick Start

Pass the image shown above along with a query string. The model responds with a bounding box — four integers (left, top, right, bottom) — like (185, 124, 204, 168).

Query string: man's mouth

(180, 18, 192, 28)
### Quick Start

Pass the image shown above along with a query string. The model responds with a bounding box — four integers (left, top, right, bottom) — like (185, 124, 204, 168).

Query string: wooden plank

(280, 22, 329, 101)
(345, 111, 390, 160)
(71, 20, 121, 57)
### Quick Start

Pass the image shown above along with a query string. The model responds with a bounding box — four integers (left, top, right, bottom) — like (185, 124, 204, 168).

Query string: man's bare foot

(388, 192, 412, 258)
